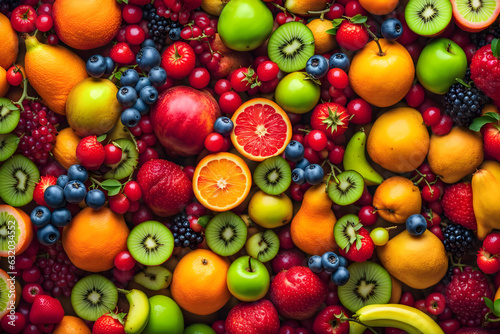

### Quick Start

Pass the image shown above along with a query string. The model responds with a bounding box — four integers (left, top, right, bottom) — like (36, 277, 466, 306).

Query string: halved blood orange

(451, 0, 500, 33)
(0, 205, 34, 257)
(230, 98, 292, 162)
(193, 152, 252, 212)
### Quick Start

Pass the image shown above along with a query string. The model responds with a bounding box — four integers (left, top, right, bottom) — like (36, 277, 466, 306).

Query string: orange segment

(230, 98, 292, 162)
(193, 152, 251, 212)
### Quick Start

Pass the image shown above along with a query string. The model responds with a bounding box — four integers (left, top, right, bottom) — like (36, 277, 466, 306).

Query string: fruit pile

(1, 0, 500, 333)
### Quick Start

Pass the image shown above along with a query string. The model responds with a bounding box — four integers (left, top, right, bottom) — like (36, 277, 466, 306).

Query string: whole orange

(349, 39, 414, 107)
(0, 12, 18, 69)
(307, 19, 337, 55)
(53, 316, 91, 334)
(171, 249, 231, 315)
(53, 0, 122, 50)
(0, 67, 9, 97)
(62, 207, 130, 273)
(359, 0, 399, 15)
(52, 127, 81, 170)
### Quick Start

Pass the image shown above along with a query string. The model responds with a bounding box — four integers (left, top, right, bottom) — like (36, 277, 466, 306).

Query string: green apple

(275, 72, 320, 114)
(143, 295, 184, 334)
(184, 323, 216, 334)
(416, 38, 467, 95)
(227, 256, 270, 302)
(66, 77, 122, 137)
(248, 190, 293, 228)
(218, 0, 273, 51)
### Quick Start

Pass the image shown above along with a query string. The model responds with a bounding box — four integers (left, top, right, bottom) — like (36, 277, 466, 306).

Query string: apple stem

(365, 28, 385, 56)
(248, 256, 254, 272)
(446, 43, 451, 53)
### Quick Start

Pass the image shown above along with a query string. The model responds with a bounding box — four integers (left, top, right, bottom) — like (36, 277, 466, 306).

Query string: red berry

(358, 206, 378, 226)
(186, 202, 206, 216)
(188, 215, 203, 232)
(123, 181, 142, 201)
(438, 319, 460, 334)
(290, 184, 305, 202)
(10, 5, 37, 33)
(306, 130, 327, 151)
(136, 140, 147, 154)
(123, 5, 142, 24)
(114, 250, 137, 271)
(110, 42, 135, 65)
(431, 114, 453, 135)
(6, 66, 23, 86)
(104, 143, 122, 165)
(22, 283, 44, 304)
(421, 184, 441, 202)
(483, 232, 500, 255)
(441, 182, 476, 230)
(108, 193, 130, 215)
(422, 107, 441, 126)
(325, 3, 344, 20)
(37, 4, 52, 16)
(138, 147, 159, 165)
(1, 312, 26, 334)
(76, 136, 106, 170)
(219, 91, 242, 114)
(328, 145, 345, 165)
(47, 34, 59, 45)
(425, 292, 446, 316)
(35, 14, 52, 32)
(22, 266, 41, 283)
(347, 98, 372, 125)
(204, 132, 224, 152)
(344, 0, 368, 16)
(189, 67, 210, 89)
(404, 83, 425, 108)
(400, 292, 414, 307)
(138, 115, 154, 134)
(230, 67, 256, 92)
(139, 133, 157, 147)
(132, 204, 153, 226)
(125, 25, 146, 45)
(336, 21, 368, 51)
(327, 68, 349, 89)
(257, 61, 279, 82)
(214, 79, 231, 95)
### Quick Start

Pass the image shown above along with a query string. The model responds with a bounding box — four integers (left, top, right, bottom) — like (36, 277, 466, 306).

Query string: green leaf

(96, 134, 107, 142)
(349, 14, 367, 24)
(106, 187, 121, 196)
(469, 112, 500, 131)
(326, 19, 344, 35)
(114, 72, 122, 80)
(116, 0, 128, 4)
(100, 179, 122, 196)
(494, 299, 500, 317)
(197, 215, 213, 228)
(491, 38, 500, 59)
(485, 297, 494, 311)
(455, 77, 470, 88)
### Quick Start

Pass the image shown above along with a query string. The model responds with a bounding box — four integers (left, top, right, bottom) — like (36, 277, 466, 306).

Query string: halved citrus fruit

(0, 268, 15, 319)
(0, 205, 33, 257)
(451, 0, 500, 33)
(193, 152, 252, 212)
(230, 98, 292, 162)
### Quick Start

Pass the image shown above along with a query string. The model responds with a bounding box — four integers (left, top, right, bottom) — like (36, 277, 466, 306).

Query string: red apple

(483, 123, 500, 162)
(312, 305, 350, 334)
(271, 249, 306, 274)
(225, 299, 280, 334)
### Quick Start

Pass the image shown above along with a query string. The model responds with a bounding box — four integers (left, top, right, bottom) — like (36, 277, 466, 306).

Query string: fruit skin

(93, 313, 126, 334)
(441, 182, 476, 230)
(307, 19, 337, 55)
(284, 0, 330, 15)
(335, 20, 369, 51)
(52, 127, 82, 170)
(160, 42, 196, 81)
(53, 316, 91, 334)
(275, 72, 321, 114)
(311, 102, 350, 139)
(227, 256, 270, 302)
(483, 122, 500, 162)
(76, 136, 106, 171)
(225, 300, 280, 334)
(471, 168, 500, 240)
(338, 227, 374, 262)
(33, 175, 57, 207)
(0, 13, 19, 69)
(477, 247, 500, 274)
(312, 305, 350, 334)
(0, 206, 33, 256)
(450, 0, 500, 33)
(121, 289, 150, 334)
(137, 159, 193, 217)
(470, 43, 500, 102)
(248, 191, 293, 229)
(484, 231, 500, 255)
(359, 0, 398, 15)
(29, 295, 64, 324)
(151, 86, 221, 157)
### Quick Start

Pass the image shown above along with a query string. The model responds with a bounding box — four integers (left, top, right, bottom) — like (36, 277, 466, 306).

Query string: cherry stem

(270, 2, 295, 19)
(365, 28, 385, 56)
(13, 66, 37, 111)
(385, 226, 398, 231)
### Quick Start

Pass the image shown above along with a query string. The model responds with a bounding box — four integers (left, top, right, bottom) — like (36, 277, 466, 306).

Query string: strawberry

(477, 247, 500, 274)
(92, 312, 126, 334)
(482, 122, 500, 162)
(109, 42, 135, 65)
(29, 295, 64, 324)
(225, 300, 280, 334)
(331, 15, 369, 51)
(440, 182, 476, 230)
(470, 40, 500, 102)
(338, 227, 374, 262)
(76, 136, 106, 170)
(33, 175, 57, 207)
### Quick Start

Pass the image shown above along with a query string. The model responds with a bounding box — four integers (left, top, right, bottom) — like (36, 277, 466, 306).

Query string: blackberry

(143, 4, 172, 51)
(171, 213, 204, 250)
(442, 223, 475, 259)
(470, 24, 500, 48)
(443, 82, 488, 127)
(0, 0, 20, 15)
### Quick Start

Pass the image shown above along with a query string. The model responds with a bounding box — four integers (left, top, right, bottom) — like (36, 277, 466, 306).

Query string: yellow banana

(343, 129, 384, 186)
(472, 168, 500, 239)
(118, 288, 150, 334)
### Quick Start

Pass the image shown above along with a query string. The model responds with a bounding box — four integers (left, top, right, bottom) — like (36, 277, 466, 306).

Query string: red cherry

(404, 83, 425, 108)
(325, 3, 344, 20)
(123, 181, 142, 201)
(188, 215, 203, 233)
(438, 319, 460, 334)
(219, 91, 242, 114)
(138, 147, 159, 165)
(347, 98, 372, 124)
(483, 232, 500, 255)
(327, 68, 349, 89)
(290, 184, 305, 202)
(37, 4, 52, 16)
(110, 42, 135, 65)
(114, 250, 137, 271)
(183, 166, 195, 180)
(108, 193, 131, 215)
(328, 145, 345, 165)
(186, 202, 206, 216)
(306, 130, 327, 152)
(422, 107, 442, 126)
(189, 67, 210, 89)
(425, 292, 446, 316)
(204, 132, 224, 152)
(47, 34, 59, 45)
(400, 292, 414, 307)
(214, 79, 231, 95)
(104, 143, 122, 165)
(123, 4, 143, 24)
(128, 200, 140, 213)
(132, 204, 153, 226)
(35, 14, 52, 32)
(139, 133, 157, 147)
(430, 225, 445, 241)
(344, 0, 368, 16)
(358, 206, 378, 226)
(257, 61, 279, 82)
(6, 66, 23, 86)
(136, 140, 147, 155)
(22, 283, 44, 304)
(125, 25, 146, 45)
(1, 312, 26, 334)
(138, 115, 154, 134)
(421, 184, 441, 202)
(431, 114, 453, 135)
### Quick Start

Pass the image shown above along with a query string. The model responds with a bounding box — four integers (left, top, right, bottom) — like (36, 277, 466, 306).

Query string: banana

(472, 168, 500, 239)
(343, 129, 384, 186)
(118, 288, 150, 334)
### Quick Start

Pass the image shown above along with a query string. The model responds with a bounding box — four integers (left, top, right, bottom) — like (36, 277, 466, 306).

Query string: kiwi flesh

(453, 0, 499, 26)
(254, 156, 291, 195)
(405, 0, 452, 36)
(337, 261, 392, 313)
(334, 214, 363, 251)
(0, 98, 20, 134)
(0, 273, 9, 316)
(134, 266, 172, 291)
(127, 220, 174, 266)
(71, 274, 118, 321)
(104, 138, 138, 180)
(268, 21, 315, 73)
(0, 154, 40, 207)
(205, 211, 247, 257)
(245, 230, 280, 262)
(0, 134, 19, 161)
(328, 170, 364, 206)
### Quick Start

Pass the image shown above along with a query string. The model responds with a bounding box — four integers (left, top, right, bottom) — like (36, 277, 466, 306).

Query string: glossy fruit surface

(227, 256, 270, 301)
(275, 72, 321, 114)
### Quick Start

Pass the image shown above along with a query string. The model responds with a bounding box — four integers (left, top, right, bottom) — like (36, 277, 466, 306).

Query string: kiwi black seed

(127, 220, 174, 266)
(245, 229, 280, 262)
(328, 170, 364, 206)
(104, 138, 138, 180)
(333, 214, 363, 251)
(205, 211, 247, 257)
(71, 274, 118, 321)
(254, 156, 291, 196)
(0, 154, 40, 207)
(0, 134, 19, 161)
(0, 99, 20, 135)
(405, 0, 452, 36)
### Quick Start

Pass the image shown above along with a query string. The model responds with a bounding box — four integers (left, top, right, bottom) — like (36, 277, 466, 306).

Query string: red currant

(125, 25, 146, 45)
(123, 181, 142, 201)
(109, 193, 131, 215)
(219, 91, 242, 114)
(327, 68, 349, 89)
(136, 140, 147, 155)
(422, 107, 441, 126)
(35, 14, 53, 32)
(256, 61, 279, 82)
(114, 250, 137, 271)
(139, 133, 157, 147)
(188, 67, 210, 89)
(123, 4, 142, 24)
(104, 143, 122, 165)
(204, 132, 224, 152)
(306, 130, 327, 151)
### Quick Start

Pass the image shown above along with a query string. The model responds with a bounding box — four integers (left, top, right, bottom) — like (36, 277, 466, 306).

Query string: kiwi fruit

(127, 220, 174, 266)
(0, 154, 40, 207)
(205, 211, 247, 257)
(71, 274, 118, 321)
(0, 98, 20, 135)
(452, 0, 500, 30)
(328, 170, 364, 206)
(337, 261, 392, 313)
(245, 230, 280, 262)
(0, 134, 19, 161)
(334, 214, 363, 251)
(0, 273, 9, 317)
(254, 156, 291, 195)
(268, 21, 315, 73)
(134, 266, 172, 291)
(405, 0, 452, 36)
(104, 138, 138, 180)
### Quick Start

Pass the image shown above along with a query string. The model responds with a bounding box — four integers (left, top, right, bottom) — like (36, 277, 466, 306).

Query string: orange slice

(230, 98, 292, 162)
(0, 205, 33, 257)
(193, 152, 252, 212)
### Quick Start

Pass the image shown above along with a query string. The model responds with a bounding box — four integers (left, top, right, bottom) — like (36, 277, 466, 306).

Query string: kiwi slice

(0, 273, 10, 317)
(338, 261, 392, 313)
(127, 220, 174, 266)
(0, 98, 20, 135)
(268, 21, 315, 73)
(103, 138, 138, 180)
(254, 156, 291, 195)
(328, 170, 364, 206)
(334, 214, 363, 251)
(245, 230, 280, 262)
(405, 0, 452, 36)
(205, 211, 247, 257)
(453, 0, 499, 28)
(134, 266, 172, 291)
(71, 274, 118, 321)
(0, 134, 19, 161)
(0, 154, 40, 207)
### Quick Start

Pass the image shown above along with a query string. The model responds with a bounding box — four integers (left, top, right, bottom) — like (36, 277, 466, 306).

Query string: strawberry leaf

(494, 299, 500, 317)
(485, 297, 494, 311)
(326, 19, 344, 35)
(349, 14, 367, 24)
(100, 179, 122, 196)
(492, 38, 500, 59)
(469, 112, 500, 132)
(97, 134, 107, 142)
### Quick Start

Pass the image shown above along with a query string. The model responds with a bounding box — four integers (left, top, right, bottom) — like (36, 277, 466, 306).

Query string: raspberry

(470, 43, 500, 101)
(441, 183, 476, 230)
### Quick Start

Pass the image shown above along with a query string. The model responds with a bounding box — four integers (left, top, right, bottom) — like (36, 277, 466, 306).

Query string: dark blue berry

(132, 98, 150, 115)
(406, 214, 427, 236)
(50, 208, 72, 227)
(121, 69, 140, 87)
(104, 57, 115, 75)
(30, 206, 51, 228)
(37, 224, 60, 246)
(85, 189, 106, 210)
(121, 108, 142, 128)
(117, 86, 138, 107)
(295, 158, 310, 170)
(308, 255, 323, 273)
(321, 252, 340, 273)
(56, 175, 69, 189)
(44, 185, 66, 209)
(304, 164, 324, 185)
(329, 53, 350, 72)
(63, 180, 87, 204)
(291, 168, 305, 185)
(148, 66, 167, 88)
(136, 47, 162, 72)
(214, 117, 233, 136)
(67, 164, 88, 183)
(381, 18, 403, 41)
(86, 55, 107, 78)
(135, 77, 152, 93)
(306, 55, 329, 79)
(285, 140, 305, 162)
(331, 266, 350, 286)
(139, 86, 158, 105)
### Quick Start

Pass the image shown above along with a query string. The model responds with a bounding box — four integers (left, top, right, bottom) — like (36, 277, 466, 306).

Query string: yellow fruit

(0, 12, 18, 69)
(52, 127, 81, 170)
(53, 316, 91, 334)
(389, 275, 402, 304)
(480, 160, 500, 181)
(201, 0, 229, 16)
(471, 168, 500, 240)
(248, 190, 293, 228)
(377, 230, 448, 289)
(307, 19, 337, 55)
(0, 67, 9, 97)
(284, 0, 330, 15)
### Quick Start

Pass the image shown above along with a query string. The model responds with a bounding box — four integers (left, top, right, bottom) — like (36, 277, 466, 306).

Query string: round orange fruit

(0, 12, 18, 69)
(359, 0, 399, 15)
(52, 127, 81, 170)
(0, 205, 33, 257)
(0, 67, 9, 97)
(53, 316, 91, 334)
(306, 19, 337, 55)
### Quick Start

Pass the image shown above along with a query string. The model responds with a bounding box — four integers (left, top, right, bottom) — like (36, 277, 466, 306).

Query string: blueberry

(44, 185, 66, 208)
(121, 108, 142, 128)
(305, 55, 329, 79)
(63, 180, 87, 204)
(104, 57, 115, 75)
(50, 208, 72, 227)
(132, 98, 150, 115)
(116, 86, 138, 107)
(121, 69, 140, 87)
(304, 164, 324, 185)
(308, 255, 323, 273)
(139, 86, 158, 105)
(338, 255, 348, 268)
(321, 252, 340, 273)
(331, 266, 350, 286)
(214, 117, 233, 136)
(67, 164, 88, 183)
(56, 175, 69, 188)
(148, 66, 167, 88)
(295, 158, 310, 170)
(85, 189, 106, 210)
(292, 168, 306, 185)
(381, 18, 403, 41)
(169, 27, 181, 41)
(135, 77, 152, 93)
(141, 39, 156, 48)
(30, 206, 51, 228)
(329, 53, 350, 73)
(136, 47, 162, 72)
(37, 224, 60, 246)
(285, 140, 305, 162)
(406, 214, 427, 236)
(86, 55, 107, 78)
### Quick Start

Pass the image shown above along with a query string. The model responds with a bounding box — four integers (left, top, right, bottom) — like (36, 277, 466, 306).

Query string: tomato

(230, 67, 257, 92)
(160, 42, 196, 80)
(6, 66, 23, 86)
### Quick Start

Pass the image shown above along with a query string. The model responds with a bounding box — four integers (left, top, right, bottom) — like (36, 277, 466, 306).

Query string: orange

(62, 207, 130, 272)
(367, 107, 429, 173)
(53, 316, 91, 334)
(230, 98, 292, 161)
(0, 13, 18, 69)
(495, 285, 500, 301)
(359, 0, 399, 15)
(52, 127, 81, 170)
(193, 152, 251, 212)
(171, 249, 231, 315)
(0, 205, 33, 257)
(372, 176, 422, 224)
(349, 39, 414, 107)
(0, 67, 8, 97)
(307, 19, 337, 55)
(0, 269, 16, 318)
(24, 35, 88, 115)
(53, 0, 121, 50)
(284, 0, 330, 15)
